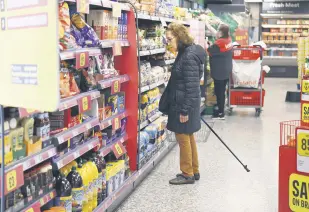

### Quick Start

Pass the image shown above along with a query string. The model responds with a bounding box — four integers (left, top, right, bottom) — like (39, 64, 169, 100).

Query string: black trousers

(214, 79, 228, 114)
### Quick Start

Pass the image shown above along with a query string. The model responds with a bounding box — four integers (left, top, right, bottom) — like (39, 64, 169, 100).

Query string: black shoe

(194, 173, 200, 181)
(212, 113, 225, 120)
(170, 174, 195, 185)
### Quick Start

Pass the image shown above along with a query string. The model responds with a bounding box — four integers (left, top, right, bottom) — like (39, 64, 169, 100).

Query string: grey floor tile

(116, 78, 300, 212)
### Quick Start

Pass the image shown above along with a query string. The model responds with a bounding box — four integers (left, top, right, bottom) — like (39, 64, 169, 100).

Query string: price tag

(6, 169, 17, 193)
(25, 208, 34, 212)
(111, 79, 121, 94)
(113, 41, 122, 56)
(77, 0, 89, 14)
(160, 17, 167, 27)
(78, 96, 92, 113)
(112, 2, 121, 18)
(112, 117, 120, 131)
(40, 198, 45, 206)
(302, 102, 309, 124)
(302, 80, 309, 94)
(297, 128, 309, 174)
(74, 152, 79, 159)
(76, 51, 89, 69)
(111, 141, 126, 158)
(50, 192, 54, 199)
(86, 123, 92, 130)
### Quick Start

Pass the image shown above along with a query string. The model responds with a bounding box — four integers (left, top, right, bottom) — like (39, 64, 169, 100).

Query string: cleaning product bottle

(67, 166, 83, 212)
(84, 158, 99, 209)
(91, 153, 103, 204)
(77, 161, 92, 212)
(55, 173, 72, 211)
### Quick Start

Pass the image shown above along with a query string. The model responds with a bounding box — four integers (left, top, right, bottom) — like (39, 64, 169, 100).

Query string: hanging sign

(0, 0, 59, 111)
(77, 0, 90, 14)
(235, 29, 248, 45)
(262, 1, 309, 14)
(297, 127, 309, 173)
(289, 173, 309, 211)
(0, 164, 24, 195)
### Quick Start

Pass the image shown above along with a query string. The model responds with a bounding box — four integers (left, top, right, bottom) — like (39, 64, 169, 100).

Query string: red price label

(1, 165, 24, 195)
(77, 0, 89, 14)
(112, 117, 120, 130)
(76, 51, 89, 69)
(111, 141, 126, 158)
(113, 41, 122, 56)
(78, 96, 92, 113)
(111, 79, 121, 94)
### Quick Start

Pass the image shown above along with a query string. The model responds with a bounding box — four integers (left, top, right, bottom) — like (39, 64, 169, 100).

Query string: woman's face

(166, 30, 177, 51)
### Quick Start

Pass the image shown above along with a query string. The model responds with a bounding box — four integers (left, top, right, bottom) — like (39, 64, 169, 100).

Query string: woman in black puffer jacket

(163, 23, 206, 185)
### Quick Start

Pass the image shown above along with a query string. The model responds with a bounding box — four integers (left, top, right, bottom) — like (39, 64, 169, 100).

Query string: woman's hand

(180, 114, 189, 123)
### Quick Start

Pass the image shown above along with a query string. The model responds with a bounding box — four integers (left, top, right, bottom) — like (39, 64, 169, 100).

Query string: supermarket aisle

(116, 78, 300, 212)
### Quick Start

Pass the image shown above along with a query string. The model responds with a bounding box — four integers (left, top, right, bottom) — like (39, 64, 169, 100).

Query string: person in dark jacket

(164, 23, 206, 185)
(207, 24, 233, 120)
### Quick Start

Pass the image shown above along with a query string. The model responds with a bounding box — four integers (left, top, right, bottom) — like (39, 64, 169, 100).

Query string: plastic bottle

(55, 173, 72, 212)
(91, 153, 103, 204)
(35, 113, 45, 139)
(84, 158, 99, 209)
(77, 162, 91, 212)
(67, 166, 84, 212)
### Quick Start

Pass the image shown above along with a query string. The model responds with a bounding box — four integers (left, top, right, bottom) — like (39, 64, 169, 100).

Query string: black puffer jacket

(166, 44, 206, 134)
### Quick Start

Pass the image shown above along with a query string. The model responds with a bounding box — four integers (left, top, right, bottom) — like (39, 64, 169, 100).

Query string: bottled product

(55, 173, 72, 211)
(44, 113, 50, 139)
(91, 153, 103, 204)
(35, 113, 45, 138)
(67, 166, 84, 212)
(84, 158, 99, 209)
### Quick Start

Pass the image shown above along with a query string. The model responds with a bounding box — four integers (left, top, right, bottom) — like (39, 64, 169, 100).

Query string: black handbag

(159, 81, 170, 115)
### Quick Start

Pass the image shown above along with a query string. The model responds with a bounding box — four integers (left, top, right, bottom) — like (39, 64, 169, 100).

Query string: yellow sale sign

(289, 173, 309, 211)
(0, 0, 59, 111)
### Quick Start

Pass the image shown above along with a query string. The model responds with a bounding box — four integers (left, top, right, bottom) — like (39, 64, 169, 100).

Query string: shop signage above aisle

(0, 0, 59, 111)
(262, 1, 309, 14)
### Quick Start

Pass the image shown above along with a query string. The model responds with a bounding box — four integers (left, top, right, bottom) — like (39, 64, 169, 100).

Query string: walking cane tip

(244, 165, 250, 172)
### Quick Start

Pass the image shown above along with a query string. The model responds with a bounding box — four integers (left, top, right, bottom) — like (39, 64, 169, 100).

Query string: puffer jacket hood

(185, 44, 207, 65)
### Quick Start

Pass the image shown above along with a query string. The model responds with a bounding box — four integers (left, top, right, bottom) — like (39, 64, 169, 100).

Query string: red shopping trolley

(227, 45, 266, 117)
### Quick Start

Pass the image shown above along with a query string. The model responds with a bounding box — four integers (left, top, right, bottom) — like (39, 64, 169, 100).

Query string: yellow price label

(114, 143, 123, 155)
(289, 173, 309, 212)
(82, 96, 89, 111)
(6, 170, 17, 192)
(303, 80, 309, 93)
(40, 198, 45, 206)
(114, 118, 120, 129)
(25, 208, 34, 212)
(50, 192, 54, 199)
(114, 81, 119, 92)
(302, 103, 309, 123)
(79, 53, 86, 67)
(297, 132, 309, 156)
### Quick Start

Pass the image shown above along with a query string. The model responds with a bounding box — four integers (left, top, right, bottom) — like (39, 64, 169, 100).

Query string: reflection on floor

(116, 78, 300, 212)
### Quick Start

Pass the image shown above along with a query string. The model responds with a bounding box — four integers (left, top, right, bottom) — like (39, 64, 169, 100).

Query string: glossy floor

(116, 78, 299, 212)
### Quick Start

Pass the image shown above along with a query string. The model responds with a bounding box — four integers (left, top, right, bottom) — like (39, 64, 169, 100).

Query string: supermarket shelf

(263, 40, 298, 44)
(100, 111, 128, 130)
(100, 40, 130, 48)
(136, 13, 190, 25)
(262, 24, 309, 28)
(20, 190, 56, 212)
(53, 137, 100, 169)
(65, 0, 130, 11)
(100, 133, 128, 157)
(262, 32, 308, 37)
(6, 146, 57, 172)
(97, 74, 130, 90)
(60, 48, 101, 60)
(94, 141, 176, 212)
(139, 48, 166, 56)
(53, 117, 100, 145)
(58, 90, 100, 111)
(140, 80, 166, 93)
(261, 14, 309, 18)
(266, 47, 298, 51)
(139, 111, 162, 130)
(262, 56, 297, 66)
